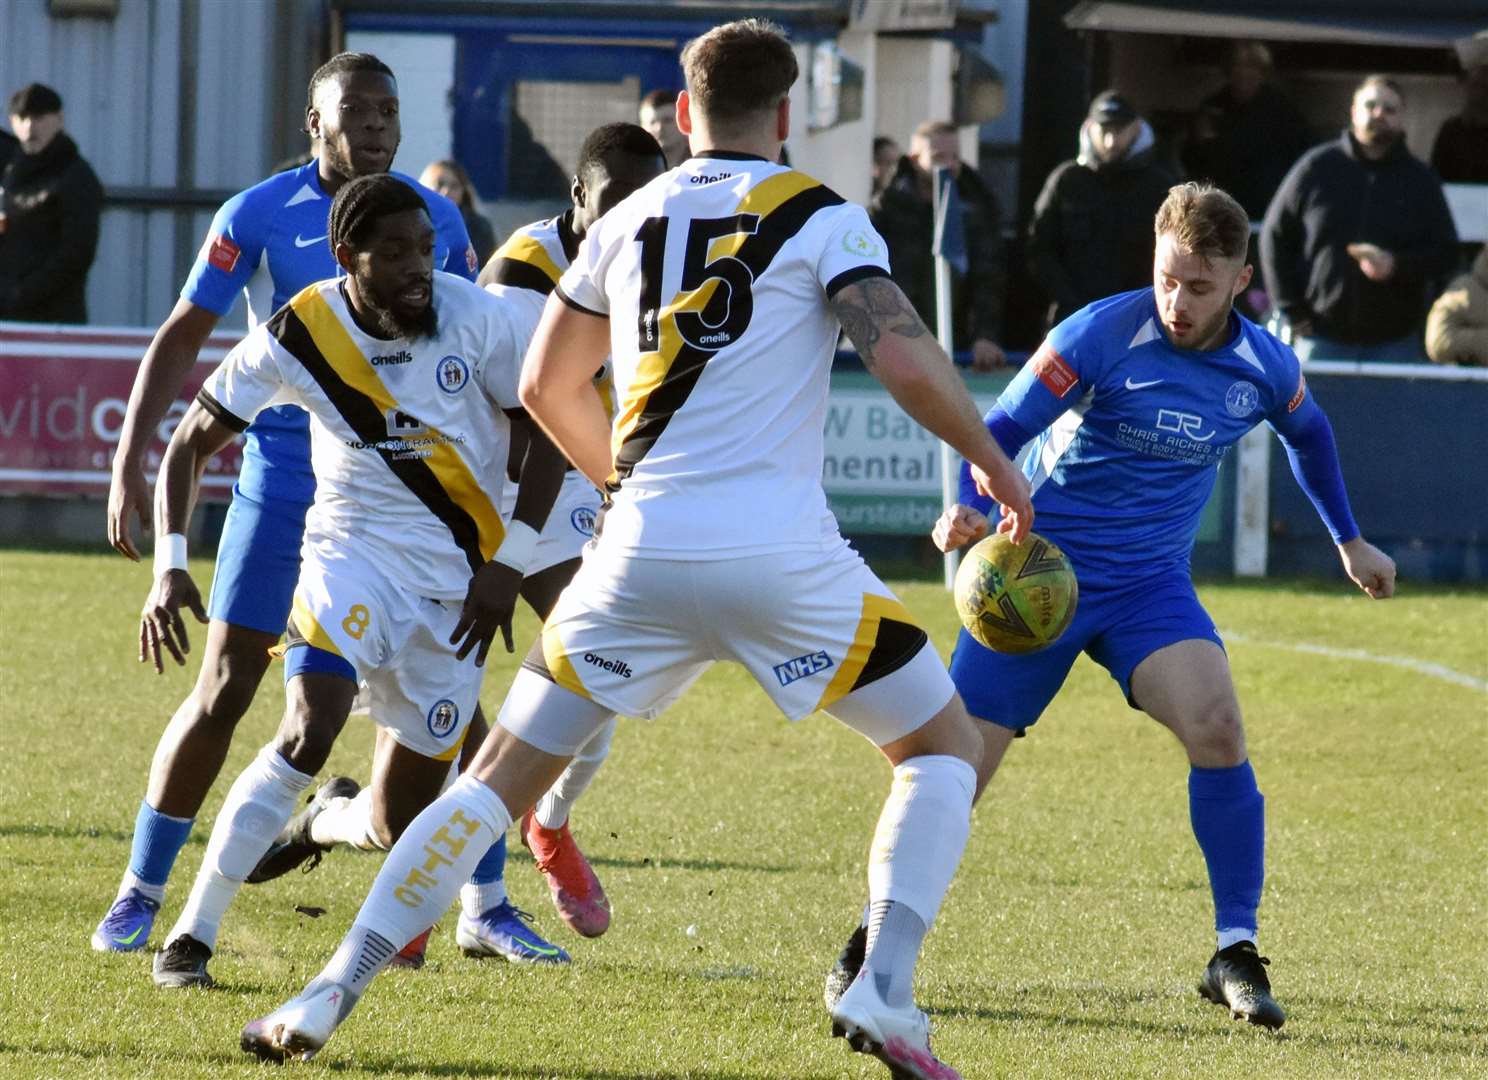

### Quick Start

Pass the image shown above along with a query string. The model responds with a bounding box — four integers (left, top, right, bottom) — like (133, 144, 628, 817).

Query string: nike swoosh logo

(112, 926, 144, 946)
(1125, 377, 1163, 390)
(294, 234, 328, 248)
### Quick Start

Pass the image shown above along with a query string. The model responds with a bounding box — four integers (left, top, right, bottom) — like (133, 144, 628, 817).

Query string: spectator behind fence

(1430, 63, 1488, 183)
(1425, 247, 1488, 366)
(1184, 42, 1311, 221)
(419, 158, 498, 267)
(1027, 90, 1175, 330)
(639, 88, 689, 168)
(871, 119, 1008, 370)
(1261, 75, 1458, 363)
(871, 135, 900, 196)
(0, 83, 104, 324)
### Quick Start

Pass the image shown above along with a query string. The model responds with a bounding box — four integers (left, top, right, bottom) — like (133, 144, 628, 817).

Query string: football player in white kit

(469, 121, 667, 938)
(139, 174, 567, 989)
(240, 21, 1031, 1079)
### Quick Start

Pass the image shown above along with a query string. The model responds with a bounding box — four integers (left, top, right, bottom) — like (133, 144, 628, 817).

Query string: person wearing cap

(0, 82, 104, 323)
(1027, 90, 1176, 329)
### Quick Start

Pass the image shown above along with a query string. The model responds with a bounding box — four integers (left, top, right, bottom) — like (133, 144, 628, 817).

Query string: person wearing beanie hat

(1027, 88, 1176, 329)
(1, 81, 104, 323)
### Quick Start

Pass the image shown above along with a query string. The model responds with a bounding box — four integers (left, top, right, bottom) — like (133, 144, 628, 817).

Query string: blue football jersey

(971, 289, 1319, 584)
(181, 160, 477, 502)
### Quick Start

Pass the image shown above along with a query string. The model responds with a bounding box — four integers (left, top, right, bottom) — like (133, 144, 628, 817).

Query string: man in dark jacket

(1027, 91, 1176, 330)
(871, 119, 1008, 370)
(0, 83, 105, 323)
(1261, 75, 1458, 362)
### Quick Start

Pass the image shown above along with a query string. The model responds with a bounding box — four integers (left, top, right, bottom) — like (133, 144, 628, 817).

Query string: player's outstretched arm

(1338, 537, 1396, 599)
(109, 300, 222, 561)
(139, 401, 237, 673)
(519, 296, 614, 489)
(830, 276, 1032, 541)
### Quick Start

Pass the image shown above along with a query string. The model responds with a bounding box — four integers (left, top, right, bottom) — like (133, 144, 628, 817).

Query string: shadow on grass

(508, 848, 800, 875)
(322, 1058, 842, 1080)
(936, 987, 1488, 1058)
(0, 1039, 841, 1080)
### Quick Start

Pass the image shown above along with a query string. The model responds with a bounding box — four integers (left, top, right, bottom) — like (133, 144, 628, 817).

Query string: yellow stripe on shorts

(814, 593, 918, 712)
(289, 588, 345, 657)
(541, 623, 593, 700)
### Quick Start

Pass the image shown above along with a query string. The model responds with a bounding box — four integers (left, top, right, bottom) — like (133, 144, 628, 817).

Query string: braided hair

(306, 52, 395, 113)
(329, 174, 427, 252)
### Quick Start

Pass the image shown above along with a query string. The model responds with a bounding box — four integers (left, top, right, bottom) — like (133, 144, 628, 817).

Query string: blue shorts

(205, 486, 311, 635)
(949, 567, 1224, 732)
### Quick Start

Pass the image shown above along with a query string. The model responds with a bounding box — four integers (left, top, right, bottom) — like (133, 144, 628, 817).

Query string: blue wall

(1267, 372, 1488, 582)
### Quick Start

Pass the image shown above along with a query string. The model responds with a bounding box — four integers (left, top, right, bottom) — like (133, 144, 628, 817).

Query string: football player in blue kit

(827, 182, 1396, 1030)
(90, 52, 518, 960)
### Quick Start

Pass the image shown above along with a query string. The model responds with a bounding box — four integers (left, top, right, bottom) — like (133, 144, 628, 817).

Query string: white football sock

(863, 899, 928, 1008)
(861, 754, 975, 998)
(533, 717, 616, 830)
(334, 774, 510, 966)
(169, 745, 312, 950)
(118, 871, 165, 905)
(459, 879, 508, 919)
(1217, 927, 1258, 951)
(310, 788, 384, 851)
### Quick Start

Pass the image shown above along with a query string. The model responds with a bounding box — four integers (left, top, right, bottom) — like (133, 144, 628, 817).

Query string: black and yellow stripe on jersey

(263, 285, 505, 572)
(595, 170, 846, 495)
(483, 213, 581, 296)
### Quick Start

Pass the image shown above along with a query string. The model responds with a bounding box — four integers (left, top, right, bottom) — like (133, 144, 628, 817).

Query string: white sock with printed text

(334, 774, 511, 962)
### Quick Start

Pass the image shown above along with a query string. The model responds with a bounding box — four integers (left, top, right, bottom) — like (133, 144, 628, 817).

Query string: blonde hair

(1154, 182, 1250, 262)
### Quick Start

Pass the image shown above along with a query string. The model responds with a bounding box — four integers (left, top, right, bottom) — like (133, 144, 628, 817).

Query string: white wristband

(154, 532, 188, 577)
(490, 520, 540, 575)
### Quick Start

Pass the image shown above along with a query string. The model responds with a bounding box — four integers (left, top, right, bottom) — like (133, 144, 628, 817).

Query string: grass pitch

(1, 548, 1485, 1079)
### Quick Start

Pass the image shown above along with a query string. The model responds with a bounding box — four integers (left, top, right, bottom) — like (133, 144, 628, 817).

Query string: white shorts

(500, 471, 601, 575)
(286, 549, 481, 762)
(525, 539, 954, 741)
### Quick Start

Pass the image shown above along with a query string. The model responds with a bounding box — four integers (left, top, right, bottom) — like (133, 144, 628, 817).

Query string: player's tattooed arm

(829, 277, 928, 372)
(832, 275, 1034, 541)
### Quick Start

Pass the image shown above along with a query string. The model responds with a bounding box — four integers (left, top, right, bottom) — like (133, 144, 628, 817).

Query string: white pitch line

(1222, 630, 1488, 693)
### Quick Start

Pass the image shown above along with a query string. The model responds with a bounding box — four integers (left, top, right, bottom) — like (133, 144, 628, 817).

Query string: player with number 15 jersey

(557, 154, 888, 562)
(239, 24, 1031, 1075)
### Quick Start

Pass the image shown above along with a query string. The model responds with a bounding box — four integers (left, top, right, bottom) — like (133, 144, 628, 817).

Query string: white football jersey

(199, 273, 527, 600)
(485, 212, 616, 420)
(557, 153, 891, 558)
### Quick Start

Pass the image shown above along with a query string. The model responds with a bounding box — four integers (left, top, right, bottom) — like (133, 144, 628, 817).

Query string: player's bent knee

(1181, 701, 1247, 764)
(880, 696, 983, 772)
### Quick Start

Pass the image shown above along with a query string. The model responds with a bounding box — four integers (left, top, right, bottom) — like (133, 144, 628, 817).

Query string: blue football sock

(127, 799, 194, 889)
(469, 831, 507, 886)
(1188, 761, 1264, 938)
